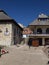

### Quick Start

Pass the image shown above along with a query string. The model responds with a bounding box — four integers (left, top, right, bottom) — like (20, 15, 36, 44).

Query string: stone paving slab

(0, 45, 48, 65)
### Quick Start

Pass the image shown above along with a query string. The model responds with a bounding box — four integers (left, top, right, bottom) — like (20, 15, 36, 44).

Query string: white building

(28, 14, 49, 46)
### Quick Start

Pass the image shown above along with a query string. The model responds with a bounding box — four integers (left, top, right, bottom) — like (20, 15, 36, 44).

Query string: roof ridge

(0, 9, 8, 15)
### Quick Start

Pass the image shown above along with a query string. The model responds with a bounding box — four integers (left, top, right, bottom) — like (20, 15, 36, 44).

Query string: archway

(37, 28, 42, 34)
(37, 38, 42, 46)
(46, 28, 49, 34)
(45, 38, 49, 45)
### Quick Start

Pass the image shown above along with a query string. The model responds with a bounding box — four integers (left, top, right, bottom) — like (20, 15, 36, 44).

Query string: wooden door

(32, 39, 39, 47)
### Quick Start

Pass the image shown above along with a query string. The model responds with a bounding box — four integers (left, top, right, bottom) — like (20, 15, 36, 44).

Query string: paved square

(0, 45, 48, 65)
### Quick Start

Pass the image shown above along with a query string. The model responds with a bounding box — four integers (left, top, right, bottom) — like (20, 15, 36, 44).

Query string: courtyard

(0, 45, 49, 65)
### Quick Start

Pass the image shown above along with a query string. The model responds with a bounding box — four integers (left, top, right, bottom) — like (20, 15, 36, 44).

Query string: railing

(29, 34, 49, 37)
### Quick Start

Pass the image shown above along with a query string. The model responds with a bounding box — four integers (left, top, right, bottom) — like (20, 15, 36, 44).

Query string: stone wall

(0, 23, 12, 46)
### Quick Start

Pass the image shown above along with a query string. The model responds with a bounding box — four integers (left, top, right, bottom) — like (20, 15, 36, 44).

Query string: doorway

(45, 38, 49, 45)
(37, 38, 42, 46)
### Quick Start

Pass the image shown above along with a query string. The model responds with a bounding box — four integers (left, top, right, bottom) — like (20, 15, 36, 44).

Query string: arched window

(46, 28, 49, 34)
(37, 28, 42, 34)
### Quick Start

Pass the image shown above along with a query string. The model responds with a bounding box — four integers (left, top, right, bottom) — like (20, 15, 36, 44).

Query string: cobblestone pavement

(0, 45, 49, 65)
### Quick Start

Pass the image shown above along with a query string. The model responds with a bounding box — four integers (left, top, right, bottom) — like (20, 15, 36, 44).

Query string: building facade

(28, 14, 49, 46)
(0, 10, 23, 46)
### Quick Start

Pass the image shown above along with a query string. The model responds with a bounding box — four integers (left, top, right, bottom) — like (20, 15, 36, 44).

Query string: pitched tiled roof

(29, 14, 49, 25)
(0, 10, 23, 29)
(0, 10, 12, 20)
(29, 19, 49, 25)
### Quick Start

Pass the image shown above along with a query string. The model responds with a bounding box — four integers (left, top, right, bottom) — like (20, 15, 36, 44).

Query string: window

(38, 18, 48, 21)
(37, 28, 42, 34)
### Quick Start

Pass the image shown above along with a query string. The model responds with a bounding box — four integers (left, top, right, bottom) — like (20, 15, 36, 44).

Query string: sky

(0, 0, 49, 26)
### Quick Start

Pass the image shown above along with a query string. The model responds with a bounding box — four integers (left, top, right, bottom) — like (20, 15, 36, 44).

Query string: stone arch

(46, 28, 49, 34)
(37, 28, 42, 34)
